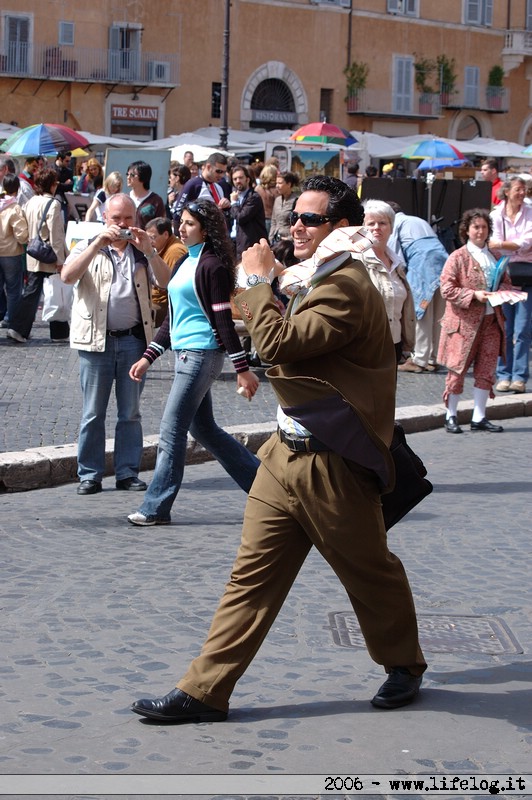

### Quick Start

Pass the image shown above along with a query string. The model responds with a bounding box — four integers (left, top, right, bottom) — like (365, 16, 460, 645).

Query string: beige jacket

(69, 246, 154, 352)
(361, 247, 415, 351)
(23, 193, 68, 273)
(0, 197, 28, 257)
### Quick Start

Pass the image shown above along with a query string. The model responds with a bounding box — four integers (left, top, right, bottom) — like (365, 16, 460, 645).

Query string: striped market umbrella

(402, 139, 465, 162)
(290, 122, 358, 147)
(0, 123, 89, 156)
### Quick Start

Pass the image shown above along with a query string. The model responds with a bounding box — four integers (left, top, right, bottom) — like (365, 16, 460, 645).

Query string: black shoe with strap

(444, 416, 462, 434)
(116, 476, 147, 491)
(470, 418, 504, 433)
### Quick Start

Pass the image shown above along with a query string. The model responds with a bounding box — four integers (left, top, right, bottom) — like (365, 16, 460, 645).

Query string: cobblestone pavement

(0, 418, 531, 800)
(2, 316, 523, 455)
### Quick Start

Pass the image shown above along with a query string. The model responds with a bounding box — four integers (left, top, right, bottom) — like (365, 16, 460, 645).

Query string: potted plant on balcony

(437, 54, 457, 106)
(414, 55, 436, 114)
(344, 60, 369, 112)
(486, 65, 504, 110)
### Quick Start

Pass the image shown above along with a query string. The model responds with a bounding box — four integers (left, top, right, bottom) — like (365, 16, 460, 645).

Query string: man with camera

(62, 193, 170, 496)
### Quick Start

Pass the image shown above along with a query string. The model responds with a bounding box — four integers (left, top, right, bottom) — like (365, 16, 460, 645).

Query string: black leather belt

(277, 427, 329, 453)
(107, 324, 144, 337)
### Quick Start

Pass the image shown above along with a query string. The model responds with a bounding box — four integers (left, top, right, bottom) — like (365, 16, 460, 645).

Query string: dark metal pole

(219, 0, 230, 150)
(346, 0, 353, 70)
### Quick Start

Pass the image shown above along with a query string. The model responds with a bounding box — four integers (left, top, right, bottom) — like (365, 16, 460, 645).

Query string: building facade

(2, 0, 532, 145)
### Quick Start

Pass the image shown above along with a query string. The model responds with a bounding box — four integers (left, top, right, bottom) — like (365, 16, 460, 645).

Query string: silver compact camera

(118, 229, 133, 240)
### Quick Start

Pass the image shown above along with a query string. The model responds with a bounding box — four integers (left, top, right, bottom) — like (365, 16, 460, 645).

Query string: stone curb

(1, 396, 531, 492)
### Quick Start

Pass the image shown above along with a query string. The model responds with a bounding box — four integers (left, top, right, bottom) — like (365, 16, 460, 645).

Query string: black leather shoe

(131, 688, 227, 723)
(444, 416, 462, 434)
(371, 668, 422, 709)
(77, 480, 102, 495)
(116, 476, 147, 491)
(470, 418, 503, 433)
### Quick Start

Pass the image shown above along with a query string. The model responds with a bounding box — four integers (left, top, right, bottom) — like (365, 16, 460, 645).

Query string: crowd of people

(1, 140, 531, 721)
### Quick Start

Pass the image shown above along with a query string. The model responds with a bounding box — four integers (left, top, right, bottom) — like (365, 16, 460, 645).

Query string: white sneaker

(127, 511, 171, 526)
(7, 328, 27, 343)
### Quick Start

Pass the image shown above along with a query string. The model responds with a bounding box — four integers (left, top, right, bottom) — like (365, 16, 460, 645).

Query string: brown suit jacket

(234, 255, 397, 491)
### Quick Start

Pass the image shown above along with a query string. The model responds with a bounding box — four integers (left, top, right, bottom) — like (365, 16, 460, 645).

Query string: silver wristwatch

(246, 274, 270, 287)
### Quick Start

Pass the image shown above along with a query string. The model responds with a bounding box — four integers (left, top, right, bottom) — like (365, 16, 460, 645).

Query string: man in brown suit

(132, 176, 427, 723)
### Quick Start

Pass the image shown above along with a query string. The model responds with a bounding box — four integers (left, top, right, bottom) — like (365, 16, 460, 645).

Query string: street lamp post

(219, 0, 231, 151)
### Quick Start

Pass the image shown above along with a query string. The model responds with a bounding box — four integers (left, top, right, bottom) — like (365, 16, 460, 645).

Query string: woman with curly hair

(127, 200, 260, 526)
(438, 207, 512, 434)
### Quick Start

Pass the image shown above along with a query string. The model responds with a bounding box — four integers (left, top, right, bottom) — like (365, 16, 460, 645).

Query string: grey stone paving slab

(0, 419, 531, 795)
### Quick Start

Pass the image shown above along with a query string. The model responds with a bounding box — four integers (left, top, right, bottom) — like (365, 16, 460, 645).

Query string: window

(320, 88, 333, 123)
(464, 0, 493, 26)
(211, 82, 221, 118)
(4, 15, 30, 73)
(311, 0, 351, 7)
(527, 0, 532, 31)
(108, 24, 142, 81)
(464, 66, 479, 106)
(387, 0, 418, 16)
(59, 21, 74, 46)
(393, 56, 413, 114)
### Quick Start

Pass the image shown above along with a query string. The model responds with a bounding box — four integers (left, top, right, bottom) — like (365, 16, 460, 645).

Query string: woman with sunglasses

(127, 200, 260, 526)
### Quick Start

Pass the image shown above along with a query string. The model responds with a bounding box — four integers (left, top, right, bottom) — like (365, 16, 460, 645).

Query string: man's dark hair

(205, 152, 228, 167)
(281, 171, 299, 188)
(146, 216, 173, 235)
(302, 175, 364, 226)
(481, 157, 498, 171)
(347, 163, 359, 175)
(2, 174, 20, 195)
(57, 150, 71, 160)
(387, 201, 402, 213)
(365, 165, 378, 178)
(128, 160, 152, 189)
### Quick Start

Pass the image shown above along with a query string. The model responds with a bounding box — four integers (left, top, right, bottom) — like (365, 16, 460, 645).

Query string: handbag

(26, 198, 58, 265)
(381, 423, 433, 531)
(42, 273, 73, 323)
(508, 261, 532, 288)
(500, 219, 532, 287)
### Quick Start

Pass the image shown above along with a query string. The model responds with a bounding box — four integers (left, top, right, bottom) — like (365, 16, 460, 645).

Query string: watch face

(246, 274, 258, 286)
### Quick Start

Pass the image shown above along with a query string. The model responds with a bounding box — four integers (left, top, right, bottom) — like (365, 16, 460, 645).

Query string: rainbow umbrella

(0, 123, 89, 156)
(290, 122, 357, 147)
(417, 156, 466, 170)
(402, 139, 465, 161)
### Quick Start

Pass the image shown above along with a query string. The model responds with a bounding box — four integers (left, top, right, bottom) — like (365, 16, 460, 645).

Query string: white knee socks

(446, 393, 460, 419)
(472, 388, 489, 423)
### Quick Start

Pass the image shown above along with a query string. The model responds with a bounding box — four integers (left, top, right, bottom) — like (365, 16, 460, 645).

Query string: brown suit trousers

(177, 434, 427, 712)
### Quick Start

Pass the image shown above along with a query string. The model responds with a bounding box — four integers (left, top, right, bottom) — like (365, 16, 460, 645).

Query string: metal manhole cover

(328, 613, 523, 655)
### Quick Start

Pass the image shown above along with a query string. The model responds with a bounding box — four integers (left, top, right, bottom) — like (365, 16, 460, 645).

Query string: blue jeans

(77, 333, 147, 482)
(0, 254, 23, 324)
(139, 348, 260, 520)
(496, 289, 532, 384)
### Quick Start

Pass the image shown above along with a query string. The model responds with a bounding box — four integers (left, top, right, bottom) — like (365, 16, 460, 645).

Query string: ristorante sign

(111, 105, 159, 121)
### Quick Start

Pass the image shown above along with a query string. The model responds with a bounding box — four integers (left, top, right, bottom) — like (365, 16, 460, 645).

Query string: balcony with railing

(346, 89, 441, 118)
(441, 86, 510, 113)
(0, 42, 180, 86)
(346, 85, 509, 117)
(502, 30, 532, 73)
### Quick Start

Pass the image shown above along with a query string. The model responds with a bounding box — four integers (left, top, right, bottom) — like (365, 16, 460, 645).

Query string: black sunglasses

(185, 201, 207, 216)
(289, 211, 333, 227)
